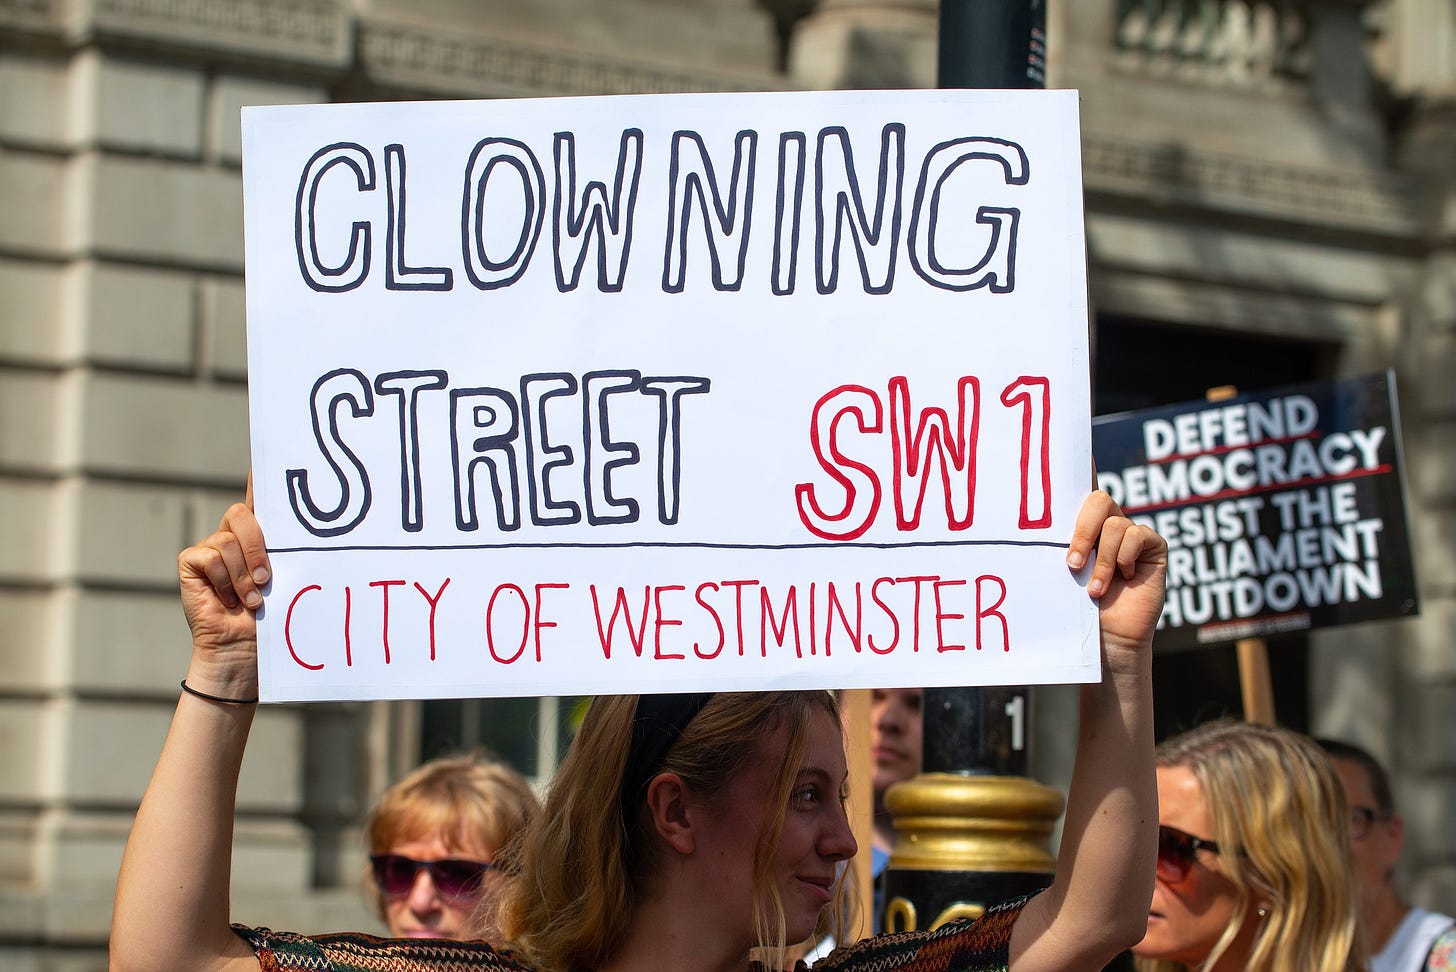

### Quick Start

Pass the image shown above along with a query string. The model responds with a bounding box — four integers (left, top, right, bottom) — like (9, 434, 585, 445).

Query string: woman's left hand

(1065, 490, 1167, 674)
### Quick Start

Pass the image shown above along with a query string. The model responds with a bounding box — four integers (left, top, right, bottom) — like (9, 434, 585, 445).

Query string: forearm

(1012, 648, 1156, 969)
(1008, 492, 1163, 970)
(1056, 659, 1157, 942)
(111, 659, 259, 972)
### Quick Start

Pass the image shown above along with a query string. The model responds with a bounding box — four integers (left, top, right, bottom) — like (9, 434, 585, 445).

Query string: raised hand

(1065, 490, 1167, 670)
(178, 481, 270, 698)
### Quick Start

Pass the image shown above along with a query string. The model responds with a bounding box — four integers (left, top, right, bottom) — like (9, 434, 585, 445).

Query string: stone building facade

(0, 1, 1451, 967)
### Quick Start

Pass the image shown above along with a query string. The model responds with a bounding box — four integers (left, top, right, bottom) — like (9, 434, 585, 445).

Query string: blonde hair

(1136, 720, 1364, 972)
(365, 753, 539, 922)
(495, 692, 843, 972)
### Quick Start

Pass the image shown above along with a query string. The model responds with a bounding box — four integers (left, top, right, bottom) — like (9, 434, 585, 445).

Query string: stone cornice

(1082, 134, 1423, 239)
(3, 3, 1421, 246)
(4, 3, 785, 94)
(1090, 268, 1380, 341)
(0, 0, 59, 31)
(0, 0, 53, 15)
(357, 18, 786, 99)
(1, 0, 354, 67)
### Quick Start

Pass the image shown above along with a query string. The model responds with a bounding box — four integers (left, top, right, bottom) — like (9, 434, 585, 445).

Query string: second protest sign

(1094, 372, 1419, 650)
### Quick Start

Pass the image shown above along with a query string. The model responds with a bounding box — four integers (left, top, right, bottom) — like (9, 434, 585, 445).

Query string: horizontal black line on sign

(266, 539, 1071, 554)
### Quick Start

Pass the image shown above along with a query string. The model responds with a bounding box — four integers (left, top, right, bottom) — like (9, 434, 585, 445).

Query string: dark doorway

(1092, 316, 1333, 738)
(1092, 317, 1335, 416)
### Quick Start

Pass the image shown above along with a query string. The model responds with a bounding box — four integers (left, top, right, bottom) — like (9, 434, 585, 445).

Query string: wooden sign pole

(842, 688, 876, 940)
(1235, 638, 1276, 725)
(1205, 385, 1276, 725)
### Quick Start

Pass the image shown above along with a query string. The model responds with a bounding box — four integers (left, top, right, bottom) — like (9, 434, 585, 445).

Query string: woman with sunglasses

(111, 489, 1165, 972)
(1132, 719, 1363, 972)
(365, 754, 539, 938)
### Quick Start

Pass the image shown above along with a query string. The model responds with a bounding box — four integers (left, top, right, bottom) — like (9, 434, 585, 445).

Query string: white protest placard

(242, 89, 1097, 702)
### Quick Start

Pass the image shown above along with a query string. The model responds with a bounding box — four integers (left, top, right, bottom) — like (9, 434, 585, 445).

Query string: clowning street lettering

(1093, 376, 1418, 648)
(284, 369, 1052, 541)
(285, 368, 714, 537)
(293, 126, 1026, 298)
(243, 90, 1098, 700)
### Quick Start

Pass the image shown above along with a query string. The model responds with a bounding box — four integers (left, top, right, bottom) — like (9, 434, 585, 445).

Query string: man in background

(1317, 738, 1456, 972)
(870, 687, 923, 918)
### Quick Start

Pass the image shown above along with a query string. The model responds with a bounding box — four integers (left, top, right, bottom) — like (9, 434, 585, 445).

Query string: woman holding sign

(111, 490, 1165, 972)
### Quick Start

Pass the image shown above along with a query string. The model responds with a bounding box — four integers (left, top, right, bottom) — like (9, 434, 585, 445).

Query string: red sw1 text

(795, 375, 1052, 540)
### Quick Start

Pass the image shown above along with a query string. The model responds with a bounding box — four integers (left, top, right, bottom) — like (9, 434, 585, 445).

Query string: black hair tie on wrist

(180, 679, 259, 705)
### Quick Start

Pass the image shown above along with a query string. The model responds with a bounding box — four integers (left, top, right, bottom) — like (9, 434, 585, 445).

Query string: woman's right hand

(113, 478, 271, 972)
(178, 483, 270, 697)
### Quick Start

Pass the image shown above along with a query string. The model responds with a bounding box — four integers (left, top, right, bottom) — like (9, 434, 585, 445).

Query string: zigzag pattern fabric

(233, 895, 1024, 972)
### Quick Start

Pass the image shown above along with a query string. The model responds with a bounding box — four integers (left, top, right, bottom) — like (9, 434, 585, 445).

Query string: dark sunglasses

(369, 854, 491, 899)
(1157, 825, 1220, 883)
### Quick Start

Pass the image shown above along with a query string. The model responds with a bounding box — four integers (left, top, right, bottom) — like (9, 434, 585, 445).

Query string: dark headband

(620, 692, 714, 814)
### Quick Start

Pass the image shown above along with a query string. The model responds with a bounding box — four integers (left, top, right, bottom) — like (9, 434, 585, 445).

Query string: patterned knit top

(233, 894, 1024, 972)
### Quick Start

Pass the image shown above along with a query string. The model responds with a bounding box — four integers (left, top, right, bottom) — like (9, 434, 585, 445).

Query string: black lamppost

(880, 0, 1063, 932)
(938, 0, 1047, 89)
